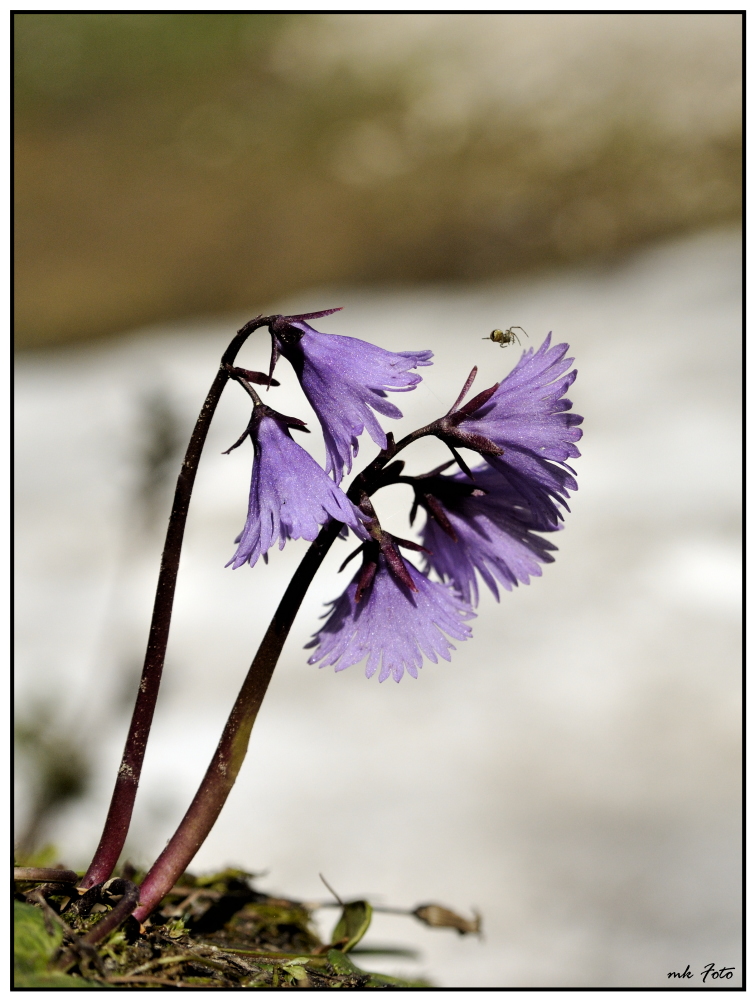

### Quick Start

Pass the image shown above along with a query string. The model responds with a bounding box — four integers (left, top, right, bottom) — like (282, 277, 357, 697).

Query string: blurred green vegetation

(14, 13, 288, 107)
(15, 706, 91, 858)
(14, 13, 741, 349)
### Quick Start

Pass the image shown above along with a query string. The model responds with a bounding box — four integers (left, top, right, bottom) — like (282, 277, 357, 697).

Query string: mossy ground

(14, 869, 432, 989)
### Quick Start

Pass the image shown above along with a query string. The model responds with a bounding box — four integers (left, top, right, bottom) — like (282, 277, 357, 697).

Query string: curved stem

(345, 423, 438, 505)
(80, 317, 269, 890)
(133, 519, 342, 922)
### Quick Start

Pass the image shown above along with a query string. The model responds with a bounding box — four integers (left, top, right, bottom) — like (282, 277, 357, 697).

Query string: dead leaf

(412, 904, 481, 935)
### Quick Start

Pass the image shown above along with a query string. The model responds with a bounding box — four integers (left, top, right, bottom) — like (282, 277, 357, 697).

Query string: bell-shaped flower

(227, 405, 370, 570)
(306, 547, 474, 683)
(437, 335, 582, 528)
(415, 463, 558, 605)
(269, 310, 433, 483)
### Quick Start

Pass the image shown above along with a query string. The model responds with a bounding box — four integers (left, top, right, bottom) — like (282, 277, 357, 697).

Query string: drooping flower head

(306, 541, 475, 683)
(435, 334, 583, 528)
(414, 463, 558, 606)
(227, 404, 369, 570)
(268, 309, 433, 483)
(222, 317, 581, 687)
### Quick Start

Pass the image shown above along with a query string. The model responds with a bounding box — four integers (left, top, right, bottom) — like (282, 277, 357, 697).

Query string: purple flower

(444, 334, 582, 528)
(227, 406, 369, 570)
(269, 310, 433, 483)
(306, 554, 475, 683)
(416, 464, 558, 605)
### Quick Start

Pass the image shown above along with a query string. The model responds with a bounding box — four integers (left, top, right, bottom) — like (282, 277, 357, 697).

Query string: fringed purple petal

(277, 325, 433, 483)
(461, 334, 582, 525)
(420, 465, 559, 605)
(227, 413, 369, 569)
(306, 557, 474, 683)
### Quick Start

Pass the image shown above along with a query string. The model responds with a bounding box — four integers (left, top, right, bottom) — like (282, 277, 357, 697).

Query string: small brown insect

(483, 325, 528, 348)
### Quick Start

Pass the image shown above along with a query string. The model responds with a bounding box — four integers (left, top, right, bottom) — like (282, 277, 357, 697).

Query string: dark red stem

(79, 317, 269, 890)
(133, 519, 342, 921)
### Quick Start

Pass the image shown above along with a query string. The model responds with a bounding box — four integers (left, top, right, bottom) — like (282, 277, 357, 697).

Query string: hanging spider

(483, 326, 529, 348)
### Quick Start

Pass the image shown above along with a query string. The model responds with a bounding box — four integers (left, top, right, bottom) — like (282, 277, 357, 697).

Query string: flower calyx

(428, 366, 504, 478)
(269, 308, 343, 345)
(266, 308, 343, 383)
(340, 496, 428, 601)
(407, 462, 487, 541)
(222, 402, 309, 455)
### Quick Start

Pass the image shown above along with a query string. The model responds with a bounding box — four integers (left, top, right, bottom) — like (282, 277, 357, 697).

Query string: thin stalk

(345, 423, 437, 504)
(133, 519, 342, 922)
(80, 317, 269, 890)
(14, 867, 79, 884)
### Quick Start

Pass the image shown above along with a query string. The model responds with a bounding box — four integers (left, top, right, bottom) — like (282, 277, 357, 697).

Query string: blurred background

(15, 12, 741, 350)
(15, 12, 741, 988)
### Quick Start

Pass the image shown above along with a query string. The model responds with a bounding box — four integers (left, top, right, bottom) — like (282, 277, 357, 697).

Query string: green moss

(14, 874, 432, 988)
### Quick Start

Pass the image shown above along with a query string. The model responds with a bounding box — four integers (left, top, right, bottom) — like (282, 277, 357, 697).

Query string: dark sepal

(448, 366, 478, 413)
(411, 473, 487, 503)
(355, 555, 378, 603)
(267, 333, 281, 388)
(452, 430, 502, 455)
(409, 493, 420, 527)
(382, 431, 397, 461)
(222, 417, 254, 455)
(423, 494, 457, 541)
(255, 403, 310, 433)
(434, 423, 503, 462)
(380, 536, 418, 593)
(392, 535, 430, 554)
(352, 497, 418, 594)
(448, 382, 500, 423)
(408, 467, 488, 537)
(269, 309, 342, 355)
(280, 414, 310, 433)
(429, 370, 503, 460)
(447, 444, 476, 481)
(378, 459, 406, 487)
(228, 366, 280, 387)
(282, 307, 343, 322)
(339, 543, 365, 573)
